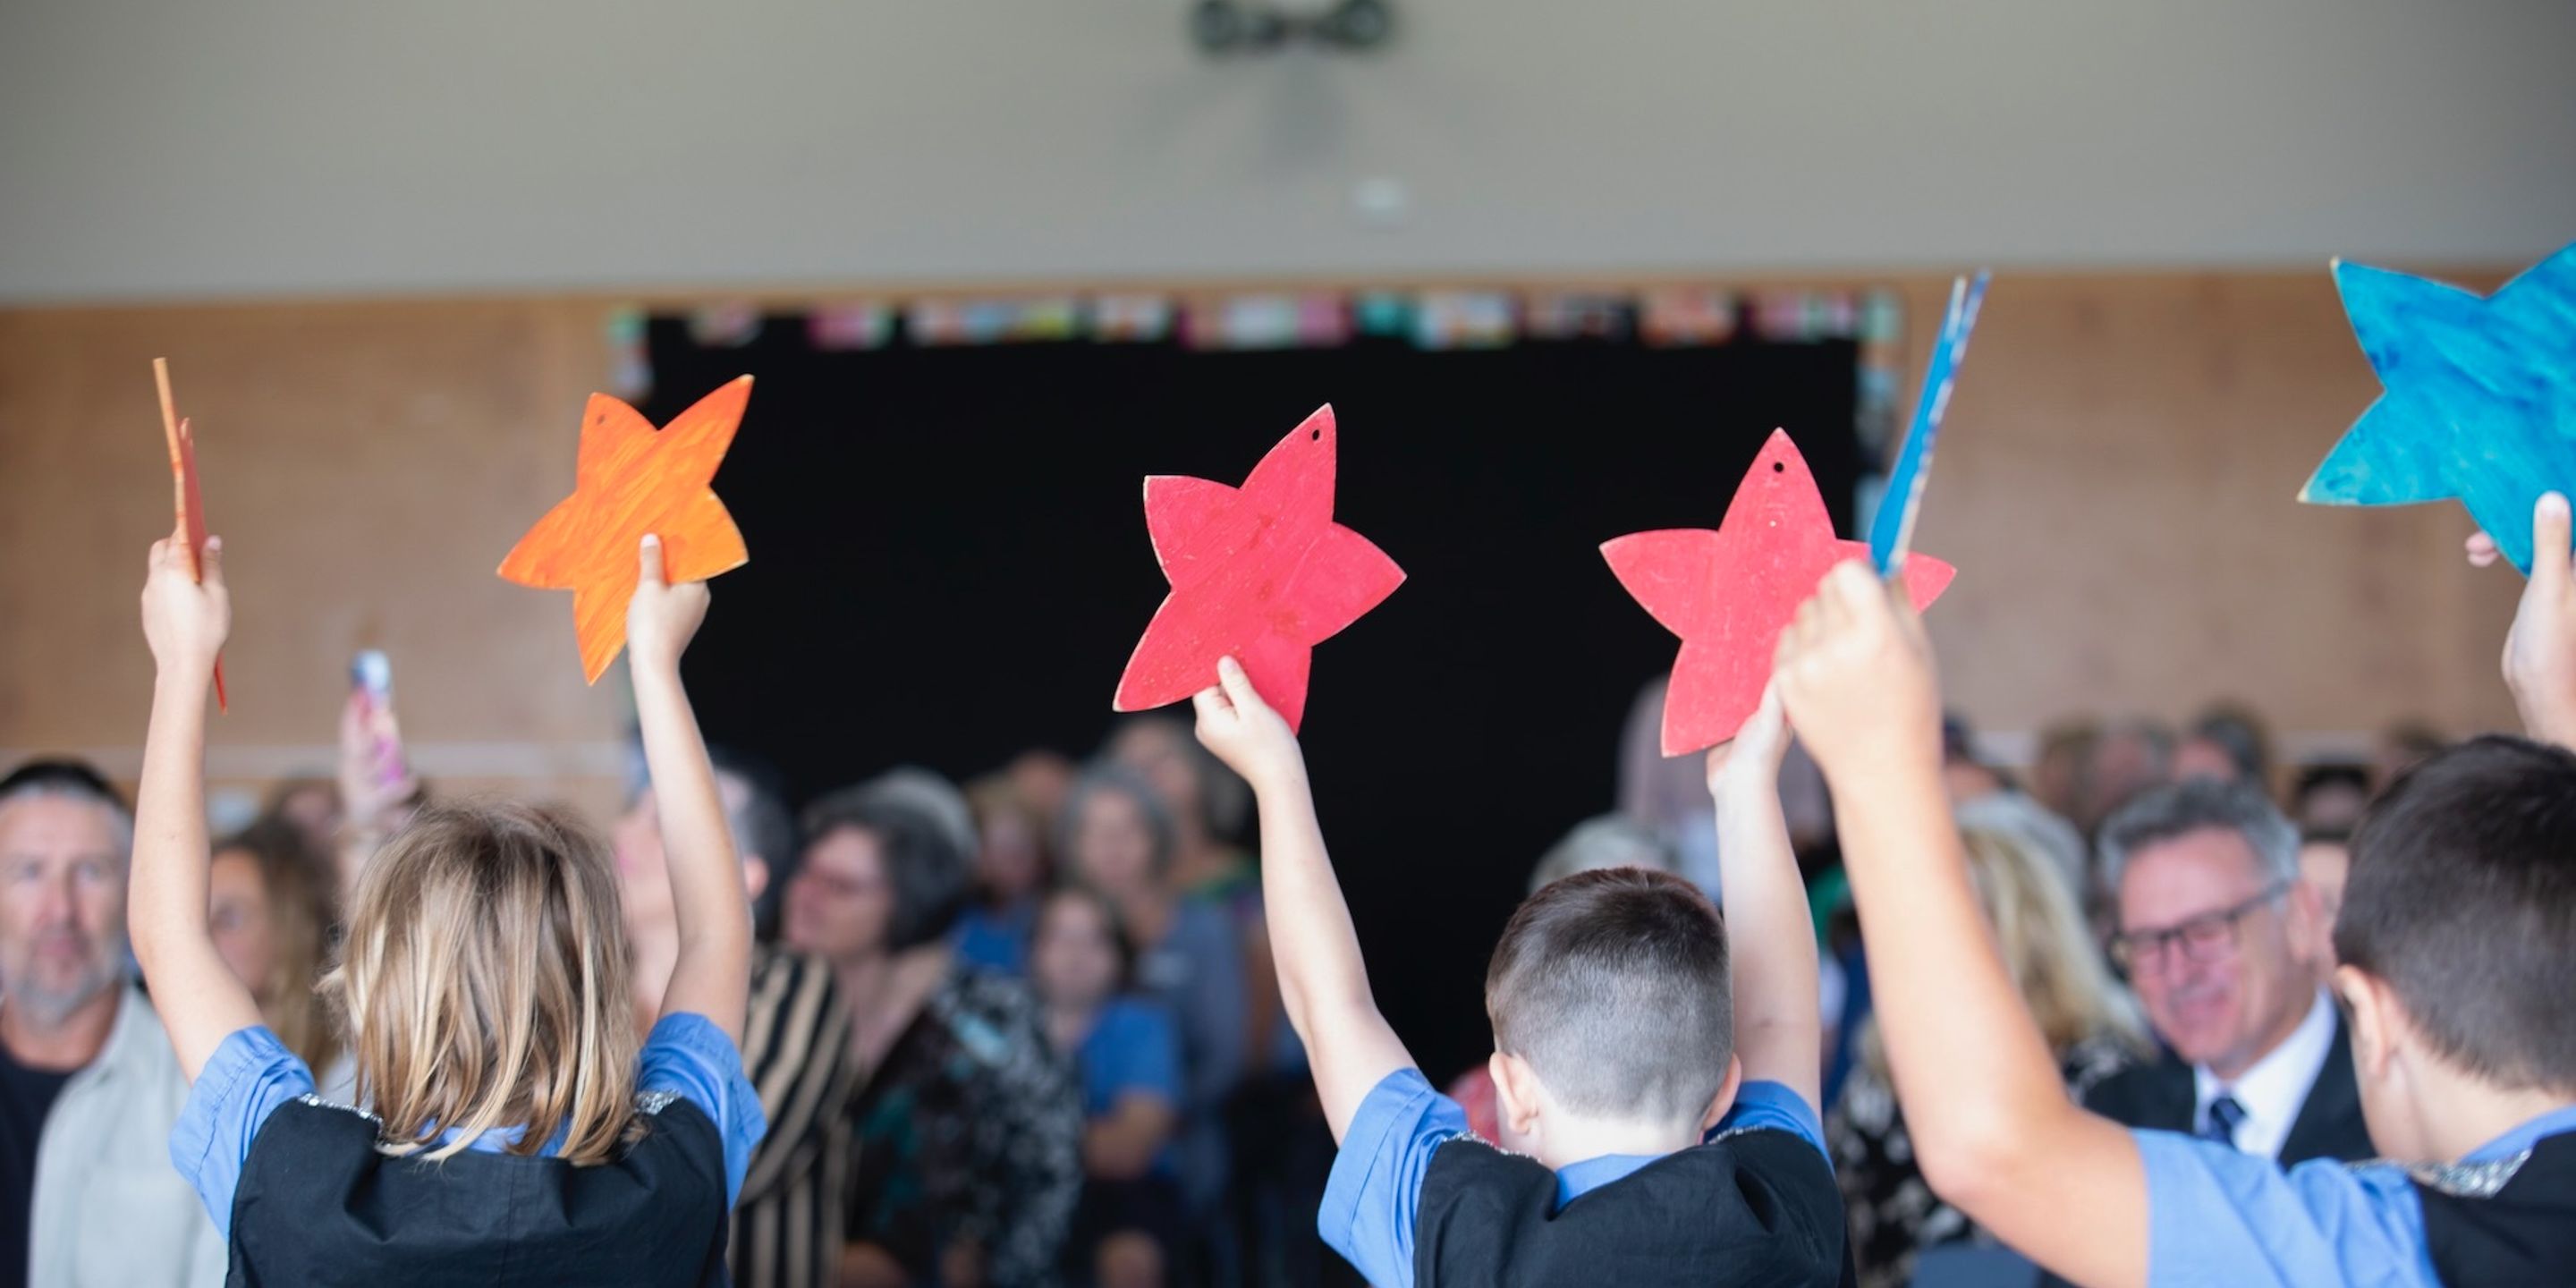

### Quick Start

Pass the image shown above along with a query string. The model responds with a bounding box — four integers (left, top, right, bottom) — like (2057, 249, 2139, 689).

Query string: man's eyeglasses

(2108, 882, 2291, 971)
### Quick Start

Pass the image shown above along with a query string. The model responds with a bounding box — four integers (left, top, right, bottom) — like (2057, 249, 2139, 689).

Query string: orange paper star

(499, 377, 754, 682)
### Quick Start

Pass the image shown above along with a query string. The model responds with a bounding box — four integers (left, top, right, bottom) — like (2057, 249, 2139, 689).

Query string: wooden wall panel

(0, 271, 2530, 825)
(0, 301, 629, 818)
(1898, 271, 2522, 758)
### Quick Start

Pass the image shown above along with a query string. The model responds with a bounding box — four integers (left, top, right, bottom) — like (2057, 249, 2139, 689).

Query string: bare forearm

(633, 662, 750, 1038)
(1252, 763, 1368, 1039)
(1838, 775, 2061, 1148)
(132, 674, 215, 968)
(1248, 763, 1411, 1139)
(1713, 778, 1822, 1105)
(131, 674, 260, 1077)
(1082, 1100, 1175, 1180)
(1833, 765, 2145, 1286)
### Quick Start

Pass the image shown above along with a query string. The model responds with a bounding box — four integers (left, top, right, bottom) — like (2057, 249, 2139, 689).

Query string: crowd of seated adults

(0, 691, 1348, 1288)
(1747, 698, 2431, 1288)
(0, 676, 2462, 1288)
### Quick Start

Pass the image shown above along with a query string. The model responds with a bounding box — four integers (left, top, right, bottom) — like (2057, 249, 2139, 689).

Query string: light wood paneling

(0, 271, 2529, 824)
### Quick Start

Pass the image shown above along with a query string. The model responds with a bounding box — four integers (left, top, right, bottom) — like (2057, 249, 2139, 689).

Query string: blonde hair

(322, 801, 640, 1165)
(1863, 823, 2147, 1078)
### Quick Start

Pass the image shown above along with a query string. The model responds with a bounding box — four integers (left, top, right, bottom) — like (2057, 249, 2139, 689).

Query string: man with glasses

(2080, 778, 2373, 1165)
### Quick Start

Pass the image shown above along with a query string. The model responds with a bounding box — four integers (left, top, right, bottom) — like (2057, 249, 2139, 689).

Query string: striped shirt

(730, 945, 860, 1288)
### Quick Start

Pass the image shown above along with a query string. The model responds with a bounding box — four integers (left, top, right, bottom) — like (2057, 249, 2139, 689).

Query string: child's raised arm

(130, 531, 265, 1080)
(2494, 493, 2576, 749)
(1773, 562, 2147, 1288)
(628, 534, 752, 1045)
(331, 683, 421, 897)
(1705, 684, 1820, 1114)
(1191, 657, 1412, 1141)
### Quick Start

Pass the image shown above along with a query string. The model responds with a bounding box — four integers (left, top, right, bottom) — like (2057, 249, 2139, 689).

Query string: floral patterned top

(848, 965, 1082, 1287)
(1827, 1031, 2140, 1288)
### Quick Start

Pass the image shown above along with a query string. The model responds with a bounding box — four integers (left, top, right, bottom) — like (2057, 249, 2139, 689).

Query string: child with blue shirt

(1187, 656, 1850, 1287)
(129, 530, 765, 1286)
(1030, 883, 1187, 1287)
(1767, 496, 2576, 1288)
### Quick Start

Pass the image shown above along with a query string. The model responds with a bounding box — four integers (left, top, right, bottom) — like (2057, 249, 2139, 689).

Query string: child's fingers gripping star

(1191, 656, 1302, 791)
(1705, 682, 1791, 800)
(626, 533, 712, 673)
(140, 525, 230, 681)
(1771, 559, 1941, 782)
(2501, 492, 2576, 747)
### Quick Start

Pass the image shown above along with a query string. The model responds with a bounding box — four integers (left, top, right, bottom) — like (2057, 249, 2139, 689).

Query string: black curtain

(648, 318, 1859, 1080)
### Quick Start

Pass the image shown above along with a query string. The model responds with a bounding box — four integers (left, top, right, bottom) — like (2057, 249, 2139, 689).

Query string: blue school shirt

(170, 1012, 767, 1240)
(1322, 1067, 1828, 1288)
(1076, 998, 1182, 1177)
(953, 899, 1036, 975)
(2132, 1104, 2576, 1286)
(1077, 998, 1182, 1118)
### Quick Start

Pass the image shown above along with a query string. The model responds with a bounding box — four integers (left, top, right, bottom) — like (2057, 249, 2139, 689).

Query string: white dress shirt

(2192, 988, 2338, 1159)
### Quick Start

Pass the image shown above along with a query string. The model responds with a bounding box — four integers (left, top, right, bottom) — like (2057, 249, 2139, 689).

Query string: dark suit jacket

(2079, 1010, 2377, 1165)
(2031, 1016, 2378, 1288)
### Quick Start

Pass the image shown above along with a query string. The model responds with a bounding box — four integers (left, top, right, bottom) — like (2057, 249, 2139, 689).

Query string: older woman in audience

(208, 816, 352, 1098)
(1057, 767, 1247, 1221)
(1103, 718, 1250, 902)
(1828, 822, 2149, 1288)
(787, 783, 1080, 1288)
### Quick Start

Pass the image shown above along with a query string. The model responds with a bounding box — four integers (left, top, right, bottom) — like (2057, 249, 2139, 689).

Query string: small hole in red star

(1772, 462, 1784, 472)
(1311, 428, 1322, 441)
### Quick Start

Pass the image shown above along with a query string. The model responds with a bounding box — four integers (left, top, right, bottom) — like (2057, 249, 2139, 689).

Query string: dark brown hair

(1031, 882, 1139, 994)
(1485, 867, 1733, 1123)
(797, 792, 971, 953)
(2336, 735, 2576, 1094)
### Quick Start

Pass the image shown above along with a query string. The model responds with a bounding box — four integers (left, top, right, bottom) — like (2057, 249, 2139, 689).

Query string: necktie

(2200, 1093, 2248, 1149)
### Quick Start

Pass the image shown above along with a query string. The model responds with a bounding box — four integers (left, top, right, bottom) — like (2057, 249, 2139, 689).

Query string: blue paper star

(2300, 242, 2576, 573)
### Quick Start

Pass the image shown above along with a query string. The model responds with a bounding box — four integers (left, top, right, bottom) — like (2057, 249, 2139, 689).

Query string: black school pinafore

(222, 1092, 729, 1287)
(2411, 1130, 2576, 1285)
(1410, 1128, 1856, 1287)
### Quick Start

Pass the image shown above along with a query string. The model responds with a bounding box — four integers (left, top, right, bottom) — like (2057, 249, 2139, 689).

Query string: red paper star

(1114, 405, 1404, 732)
(499, 377, 753, 682)
(1604, 429, 1957, 756)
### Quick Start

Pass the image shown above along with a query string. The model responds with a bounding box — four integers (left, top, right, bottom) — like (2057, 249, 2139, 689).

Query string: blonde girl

(131, 531, 762, 1284)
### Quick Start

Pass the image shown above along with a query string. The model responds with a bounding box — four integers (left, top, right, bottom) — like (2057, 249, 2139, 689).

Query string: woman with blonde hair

(131, 532, 763, 1284)
(1827, 820, 2148, 1288)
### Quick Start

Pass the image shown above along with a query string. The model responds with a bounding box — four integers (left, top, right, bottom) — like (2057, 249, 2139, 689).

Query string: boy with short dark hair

(1191, 658, 1847, 1287)
(1767, 492, 2576, 1286)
